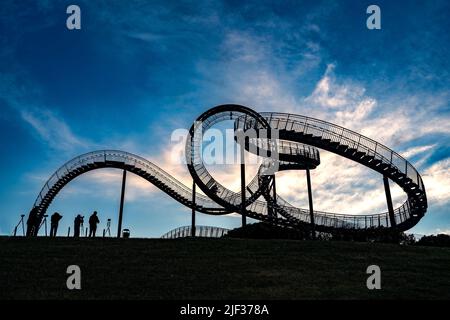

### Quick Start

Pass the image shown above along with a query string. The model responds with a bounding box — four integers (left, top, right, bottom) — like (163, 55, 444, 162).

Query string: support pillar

(269, 175, 277, 219)
(21, 216, 25, 237)
(191, 181, 196, 237)
(117, 169, 127, 238)
(240, 143, 247, 227)
(272, 176, 277, 204)
(383, 175, 396, 227)
(306, 168, 315, 239)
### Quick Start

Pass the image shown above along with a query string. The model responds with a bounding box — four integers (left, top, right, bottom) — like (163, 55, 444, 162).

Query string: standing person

(26, 207, 38, 237)
(89, 211, 100, 237)
(74, 214, 83, 238)
(50, 212, 63, 237)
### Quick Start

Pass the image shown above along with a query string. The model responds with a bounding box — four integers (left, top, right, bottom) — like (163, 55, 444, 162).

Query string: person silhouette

(26, 207, 39, 237)
(50, 212, 63, 237)
(210, 184, 219, 195)
(89, 211, 100, 237)
(74, 214, 83, 238)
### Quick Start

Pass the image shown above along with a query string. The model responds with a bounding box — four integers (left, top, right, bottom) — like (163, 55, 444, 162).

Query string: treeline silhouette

(225, 222, 313, 240)
(226, 222, 450, 246)
(416, 234, 450, 247)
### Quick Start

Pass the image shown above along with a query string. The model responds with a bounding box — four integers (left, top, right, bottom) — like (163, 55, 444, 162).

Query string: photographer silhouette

(74, 214, 84, 238)
(89, 211, 100, 237)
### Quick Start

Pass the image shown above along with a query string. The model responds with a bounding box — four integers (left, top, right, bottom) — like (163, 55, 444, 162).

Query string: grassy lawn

(0, 236, 449, 300)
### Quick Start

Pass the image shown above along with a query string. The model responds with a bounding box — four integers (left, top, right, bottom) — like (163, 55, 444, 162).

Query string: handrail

(235, 111, 426, 229)
(238, 112, 423, 187)
(161, 225, 229, 238)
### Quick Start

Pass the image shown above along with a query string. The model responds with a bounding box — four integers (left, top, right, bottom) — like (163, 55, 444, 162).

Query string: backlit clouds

(54, 58, 449, 222)
(307, 64, 366, 109)
(422, 158, 450, 204)
(23, 62, 450, 229)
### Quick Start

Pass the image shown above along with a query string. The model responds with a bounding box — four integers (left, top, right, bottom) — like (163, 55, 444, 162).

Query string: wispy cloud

(422, 158, 450, 204)
(20, 108, 91, 152)
(400, 145, 436, 159)
(306, 64, 367, 109)
(430, 228, 450, 235)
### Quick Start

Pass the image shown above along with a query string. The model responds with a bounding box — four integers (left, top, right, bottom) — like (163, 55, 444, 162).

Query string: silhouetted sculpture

(50, 212, 63, 237)
(26, 207, 39, 237)
(74, 214, 83, 237)
(89, 211, 100, 237)
(28, 105, 428, 236)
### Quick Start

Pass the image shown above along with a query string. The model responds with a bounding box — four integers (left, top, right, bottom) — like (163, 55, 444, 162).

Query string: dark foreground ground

(0, 236, 449, 300)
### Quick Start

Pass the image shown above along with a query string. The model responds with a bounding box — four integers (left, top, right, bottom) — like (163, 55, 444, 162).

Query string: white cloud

(400, 144, 436, 159)
(147, 132, 261, 195)
(276, 152, 406, 215)
(136, 61, 449, 218)
(304, 64, 377, 119)
(430, 228, 450, 235)
(199, 49, 450, 217)
(126, 32, 164, 42)
(20, 108, 91, 152)
(307, 64, 361, 108)
(54, 168, 159, 204)
(422, 158, 450, 204)
(24, 45, 449, 221)
(223, 31, 267, 63)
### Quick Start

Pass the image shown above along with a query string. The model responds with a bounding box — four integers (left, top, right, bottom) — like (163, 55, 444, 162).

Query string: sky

(0, 0, 449, 237)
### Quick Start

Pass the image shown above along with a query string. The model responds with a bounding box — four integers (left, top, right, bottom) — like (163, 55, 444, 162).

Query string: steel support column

(191, 181, 196, 237)
(117, 169, 127, 238)
(306, 168, 315, 239)
(42, 217, 48, 237)
(21, 216, 25, 237)
(271, 175, 277, 218)
(240, 143, 247, 227)
(383, 175, 396, 227)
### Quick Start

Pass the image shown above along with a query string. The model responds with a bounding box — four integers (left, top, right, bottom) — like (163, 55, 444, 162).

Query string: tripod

(39, 215, 48, 236)
(80, 221, 84, 236)
(104, 218, 111, 237)
(13, 214, 25, 237)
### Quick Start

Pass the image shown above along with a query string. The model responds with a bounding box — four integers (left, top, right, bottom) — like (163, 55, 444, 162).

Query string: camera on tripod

(13, 214, 26, 236)
(103, 218, 112, 237)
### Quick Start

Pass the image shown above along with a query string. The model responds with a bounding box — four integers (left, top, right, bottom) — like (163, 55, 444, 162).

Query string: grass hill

(1, 236, 449, 299)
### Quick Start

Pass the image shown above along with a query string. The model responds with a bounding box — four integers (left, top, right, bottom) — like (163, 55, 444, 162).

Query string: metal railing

(235, 112, 427, 230)
(237, 113, 425, 191)
(161, 225, 229, 238)
(33, 150, 225, 214)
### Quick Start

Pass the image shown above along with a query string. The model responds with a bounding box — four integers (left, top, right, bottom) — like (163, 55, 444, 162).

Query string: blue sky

(0, 0, 449, 237)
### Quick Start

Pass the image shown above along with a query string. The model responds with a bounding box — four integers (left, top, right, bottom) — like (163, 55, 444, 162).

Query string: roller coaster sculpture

(28, 104, 427, 236)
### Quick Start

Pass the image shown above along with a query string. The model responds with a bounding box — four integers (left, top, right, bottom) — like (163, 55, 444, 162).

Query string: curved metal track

(30, 104, 427, 234)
